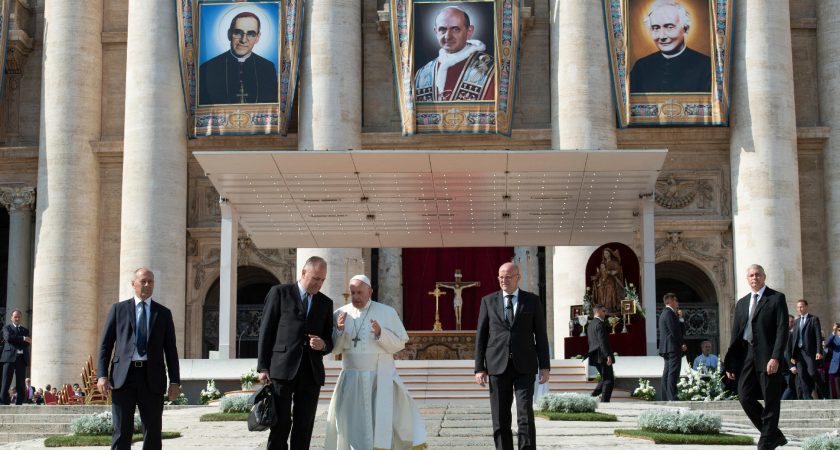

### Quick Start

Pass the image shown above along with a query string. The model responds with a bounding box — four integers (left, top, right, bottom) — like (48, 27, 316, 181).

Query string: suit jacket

(97, 299, 180, 395)
(587, 317, 613, 365)
(791, 314, 823, 359)
(1, 323, 31, 364)
(724, 287, 789, 374)
(657, 306, 683, 355)
(257, 284, 334, 385)
(474, 289, 550, 375)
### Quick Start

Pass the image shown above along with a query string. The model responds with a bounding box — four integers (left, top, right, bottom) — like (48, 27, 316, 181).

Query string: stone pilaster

(31, 0, 103, 386)
(549, 0, 617, 358)
(729, 0, 803, 300)
(117, 0, 188, 353)
(0, 186, 35, 327)
(377, 248, 403, 318)
(818, 0, 840, 319)
(297, 0, 363, 309)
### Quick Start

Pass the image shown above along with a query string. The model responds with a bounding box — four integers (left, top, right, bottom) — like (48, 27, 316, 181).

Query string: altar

(396, 331, 476, 360)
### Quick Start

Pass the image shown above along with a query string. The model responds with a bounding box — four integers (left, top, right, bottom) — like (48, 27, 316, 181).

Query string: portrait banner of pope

(389, 0, 520, 136)
(177, 0, 304, 137)
(603, 0, 734, 127)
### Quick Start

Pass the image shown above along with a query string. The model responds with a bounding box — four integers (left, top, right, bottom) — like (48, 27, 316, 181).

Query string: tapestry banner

(389, 0, 520, 136)
(177, 0, 304, 137)
(603, 0, 733, 127)
(0, 0, 10, 101)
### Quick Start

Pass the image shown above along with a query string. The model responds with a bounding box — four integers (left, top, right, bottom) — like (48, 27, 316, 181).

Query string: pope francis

(325, 275, 427, 450)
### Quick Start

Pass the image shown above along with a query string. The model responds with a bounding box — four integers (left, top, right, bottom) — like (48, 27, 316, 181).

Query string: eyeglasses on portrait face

(230, 29, 258, 40)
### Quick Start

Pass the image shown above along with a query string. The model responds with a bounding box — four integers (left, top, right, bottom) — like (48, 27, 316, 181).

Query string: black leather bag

(247, 383, 277, 432)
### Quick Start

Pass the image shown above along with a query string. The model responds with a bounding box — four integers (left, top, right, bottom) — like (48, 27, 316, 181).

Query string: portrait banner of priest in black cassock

(177, 0, 304, 137)
(603, 0, 733, 127)
(389, 0, 520, 136)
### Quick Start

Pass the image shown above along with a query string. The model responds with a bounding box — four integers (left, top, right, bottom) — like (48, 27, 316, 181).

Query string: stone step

(0, 421, 70, 433)
(0, 413, 81, 424)
(0, 405, 110, 415)
(0, 432, 69, 444)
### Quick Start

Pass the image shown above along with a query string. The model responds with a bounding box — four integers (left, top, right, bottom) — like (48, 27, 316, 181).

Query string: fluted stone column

(818, 0, 840, 319)
(550, 0, 617, 358)
(297, 0, 363, 309)
(729, 0, 803, 300)
(31, 0, 103, 386)
(1, 187, 35, 328)
(298, 0, 361, 150)
(117, 0, 188, 353)
(377, 248, 403, 318)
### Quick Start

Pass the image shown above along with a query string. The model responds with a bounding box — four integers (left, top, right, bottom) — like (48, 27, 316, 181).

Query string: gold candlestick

(427, 287, 446, 331)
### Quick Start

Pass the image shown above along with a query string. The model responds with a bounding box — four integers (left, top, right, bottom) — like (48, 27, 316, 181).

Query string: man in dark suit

(724, 264, 789, 450)
(1, 310, 31, 405)
(475, 262, 550, 450)
(96, 268, 180, 450)
(257, 256, 334, 450)
(781, 314, 799, 400)
(587, 304, 614, 402)
(658, 292, 685, 401)
(791, 299, 828, 399)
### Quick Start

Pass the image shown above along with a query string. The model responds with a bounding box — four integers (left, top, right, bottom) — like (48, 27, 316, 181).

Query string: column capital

(0, 186, 35, 212)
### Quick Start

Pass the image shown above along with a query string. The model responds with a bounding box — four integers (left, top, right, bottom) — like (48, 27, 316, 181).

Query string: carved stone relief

(654, 171, 728, 216)
(188, 178, 221, 227)
(655, 231, 730, 290)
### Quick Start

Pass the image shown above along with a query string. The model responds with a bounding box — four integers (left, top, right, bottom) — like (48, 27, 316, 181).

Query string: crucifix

(236, 81, 249, 103)
(436, 269, 480, 331)
(428, 287, 446, 331)
(351, 335, 361, 348)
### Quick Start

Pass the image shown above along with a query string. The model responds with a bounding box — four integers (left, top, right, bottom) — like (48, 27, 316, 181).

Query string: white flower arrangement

(676, 361, 736, 402)
(240, 368, 260, 389)
(199, 379, 222, 405)
(638, 409, 722, 435)
(220, 393, 252, 413)
(164, 391, 189, 405)
(535, 393, 598, 413)
(803, 430, 840, 450)
(70, 411, 142, 435)
(632, 378, 656, 401)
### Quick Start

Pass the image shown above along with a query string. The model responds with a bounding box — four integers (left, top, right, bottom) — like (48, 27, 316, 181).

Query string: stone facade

(0, 0, 834, 385)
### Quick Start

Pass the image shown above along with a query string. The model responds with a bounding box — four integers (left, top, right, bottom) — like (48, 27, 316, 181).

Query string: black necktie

(504, 294, 513, 325)
(302, 293, 310, 318)
(137, 301, 148, 357)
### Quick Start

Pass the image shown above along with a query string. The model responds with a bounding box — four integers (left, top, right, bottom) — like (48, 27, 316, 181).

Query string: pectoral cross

(428, 287, 446, 331)
(236, 81, 248, 104)
(351, 335, 361, 348)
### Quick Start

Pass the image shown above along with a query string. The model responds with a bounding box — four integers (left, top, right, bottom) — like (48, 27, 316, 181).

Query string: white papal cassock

(325, 301, 427, 450)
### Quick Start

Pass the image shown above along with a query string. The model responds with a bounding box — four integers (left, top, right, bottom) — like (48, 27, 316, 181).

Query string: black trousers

(660, 352, 681, 401)
(796, 352, 829, 399)
(489, 361, 536, 450)
(0, 355, 26, 405)
(110, 363, 164, 450)
(590, 361, 614, 402)
(738, 345, 785, 450)
(267, 357, 321, 450)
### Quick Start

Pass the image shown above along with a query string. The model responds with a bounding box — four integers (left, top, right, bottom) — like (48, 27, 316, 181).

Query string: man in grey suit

(587, 304, 614, 402)
(790, 299, 828, 399)
(658, 292, 685, 401)
(475, 262, 550, 450)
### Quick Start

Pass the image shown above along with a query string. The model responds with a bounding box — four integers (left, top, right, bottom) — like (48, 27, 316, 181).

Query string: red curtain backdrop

(402, 247, 514, 330)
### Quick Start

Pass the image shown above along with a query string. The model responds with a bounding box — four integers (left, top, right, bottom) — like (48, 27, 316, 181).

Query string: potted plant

(240, 368, 260, 391)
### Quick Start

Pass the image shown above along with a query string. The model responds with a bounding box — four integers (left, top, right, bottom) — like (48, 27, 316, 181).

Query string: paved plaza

(0, 401, 801, 450)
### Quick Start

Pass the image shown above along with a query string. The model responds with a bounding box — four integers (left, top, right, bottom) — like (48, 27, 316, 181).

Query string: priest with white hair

(325, 274, 427, 450)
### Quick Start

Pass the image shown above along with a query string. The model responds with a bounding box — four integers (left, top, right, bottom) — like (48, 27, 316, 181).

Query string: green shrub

(535, 393, 597, 413)
(803, 431, 840, 450)
(219, 393, 251, 413)
(638, 409, 721, 435)
(70, 411, 142, 435)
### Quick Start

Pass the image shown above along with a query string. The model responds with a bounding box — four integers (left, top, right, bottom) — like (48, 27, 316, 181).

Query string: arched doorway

(656, 261, 719, 365)
(202, 266, 279, 358)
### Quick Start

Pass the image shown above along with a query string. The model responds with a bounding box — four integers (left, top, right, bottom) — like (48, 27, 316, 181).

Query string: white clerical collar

(230, 50, 252, 63)
(661, 44, 687, 59)
(435, 40, 486, 95)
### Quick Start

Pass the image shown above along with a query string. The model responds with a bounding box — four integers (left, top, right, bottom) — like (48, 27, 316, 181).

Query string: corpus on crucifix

(436, 270, 480, 330)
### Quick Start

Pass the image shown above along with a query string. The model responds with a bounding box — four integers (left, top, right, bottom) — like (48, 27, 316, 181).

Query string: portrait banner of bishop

(603, 0, 733, 127)
(389, 0, 520, 135)
(177, 0, 304, 136)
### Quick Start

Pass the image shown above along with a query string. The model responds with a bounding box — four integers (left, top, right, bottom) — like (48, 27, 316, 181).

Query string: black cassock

(198, 51, 278, 105)
(629, 47, 711, 94)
